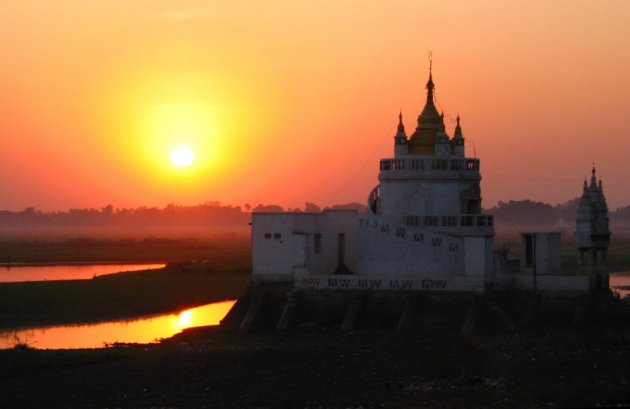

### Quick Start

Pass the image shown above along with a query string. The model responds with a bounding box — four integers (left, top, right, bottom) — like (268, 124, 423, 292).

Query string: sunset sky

(1, 0, 629, 212)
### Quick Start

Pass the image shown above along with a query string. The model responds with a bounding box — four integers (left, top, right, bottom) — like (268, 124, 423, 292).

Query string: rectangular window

(274, 233, 281, 240)
(264, 233, 271, 239)
(314, 234, 322, 254)
(524, 234, 534, 267)
(338, 233, 346, 263)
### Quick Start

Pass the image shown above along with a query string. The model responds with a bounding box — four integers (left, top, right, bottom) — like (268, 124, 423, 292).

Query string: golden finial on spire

(426, 51, 435, 91)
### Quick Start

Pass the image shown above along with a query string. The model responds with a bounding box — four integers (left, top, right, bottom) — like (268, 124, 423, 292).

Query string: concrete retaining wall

(512, 274, 590, 293)
(294, 274, 486, 293)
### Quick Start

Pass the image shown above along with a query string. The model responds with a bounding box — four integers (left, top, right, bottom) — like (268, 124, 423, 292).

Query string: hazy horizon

(0, 193, 624, 214)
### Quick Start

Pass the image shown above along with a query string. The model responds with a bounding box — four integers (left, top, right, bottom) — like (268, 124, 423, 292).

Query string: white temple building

(252, 69, 496, 293)
(224, 69, 618, 333)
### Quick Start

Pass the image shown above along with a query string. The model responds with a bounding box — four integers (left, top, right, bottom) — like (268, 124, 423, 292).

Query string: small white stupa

(575, 166, 611, 266)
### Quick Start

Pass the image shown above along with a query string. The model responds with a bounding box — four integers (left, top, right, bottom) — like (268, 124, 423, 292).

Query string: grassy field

(0, 236, 249, 264)
(0, 261, 250, 330)
(2, 234, 628, 272)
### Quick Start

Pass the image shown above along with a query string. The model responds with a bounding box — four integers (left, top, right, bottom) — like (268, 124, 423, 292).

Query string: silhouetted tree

(329, 202, 368, 212)
(304, 202, 321, 213)
(252, 204, 284, 213)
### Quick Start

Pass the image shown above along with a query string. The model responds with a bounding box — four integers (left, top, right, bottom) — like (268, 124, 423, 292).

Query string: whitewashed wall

(252, 210, 359, 281)
(252, 213, 307, 282)
(356, 215, 464, 277)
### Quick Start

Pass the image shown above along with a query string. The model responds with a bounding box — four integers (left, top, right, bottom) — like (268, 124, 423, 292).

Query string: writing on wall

(296, 276, 461, 291)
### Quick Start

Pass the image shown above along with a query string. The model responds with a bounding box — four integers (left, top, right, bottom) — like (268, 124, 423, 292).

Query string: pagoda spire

(416, 64, 441, 130)
(426, 62, 435, 98)
(397, 110, 405, 133)
(394, 110, 408, 149)
(408, 57, 455, 154)
(425, 60, 435, 112)
(454, 115, 463, 139)
(394, 111, 409, 155)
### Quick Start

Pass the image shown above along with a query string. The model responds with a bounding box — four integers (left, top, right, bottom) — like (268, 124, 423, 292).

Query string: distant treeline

(486, 198, 630, 235)
(0, 201, 368, 238)
(4, 198, 630, 238)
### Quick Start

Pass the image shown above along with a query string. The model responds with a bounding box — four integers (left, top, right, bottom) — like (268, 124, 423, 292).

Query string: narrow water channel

(610, 272, 630, 298)
(0, 300, 235, 349)
(0, 263, 165, 282)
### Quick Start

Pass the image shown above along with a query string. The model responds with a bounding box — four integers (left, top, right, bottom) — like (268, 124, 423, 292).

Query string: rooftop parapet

(380, 158, 479, 172)
(379, 158, 481, 182)
(403, 214, 494, 234)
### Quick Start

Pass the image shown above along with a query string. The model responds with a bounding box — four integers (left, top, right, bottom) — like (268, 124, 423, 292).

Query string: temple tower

(575, 166, 611, 267)
(370, 69, 486, 227)
(253, 66, 496, 292)
(360, 68, 495, 281)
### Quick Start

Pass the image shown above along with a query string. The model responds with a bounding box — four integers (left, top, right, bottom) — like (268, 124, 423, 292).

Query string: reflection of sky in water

(0, 300, 235, 349)
(2, 274, 628, 350)
(0, 264, 165, 283)
(610, 272, 630, 299)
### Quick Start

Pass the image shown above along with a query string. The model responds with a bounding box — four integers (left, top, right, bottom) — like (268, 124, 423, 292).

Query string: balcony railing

(379, 158, 480, 172)
(404, 214, 493, 229)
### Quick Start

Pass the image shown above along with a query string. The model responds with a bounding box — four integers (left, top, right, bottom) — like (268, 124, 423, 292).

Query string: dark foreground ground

(1, 325, 630, 409)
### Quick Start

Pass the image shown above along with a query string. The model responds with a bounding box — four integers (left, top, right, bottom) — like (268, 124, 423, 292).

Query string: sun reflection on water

(176, 309, 193, 330)
(0, 300, 235, 349)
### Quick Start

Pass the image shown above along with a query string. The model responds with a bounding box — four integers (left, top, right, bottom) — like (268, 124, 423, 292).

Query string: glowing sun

(170, 145, 195, 168)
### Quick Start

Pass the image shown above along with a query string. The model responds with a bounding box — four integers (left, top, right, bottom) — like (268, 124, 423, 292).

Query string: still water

(610, 272, 630, 298)
(0, 263, 165, 282)
(0, 300, 235, 349)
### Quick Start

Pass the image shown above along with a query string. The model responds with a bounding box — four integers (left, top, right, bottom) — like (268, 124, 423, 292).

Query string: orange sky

(1, 1, 630, 212)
